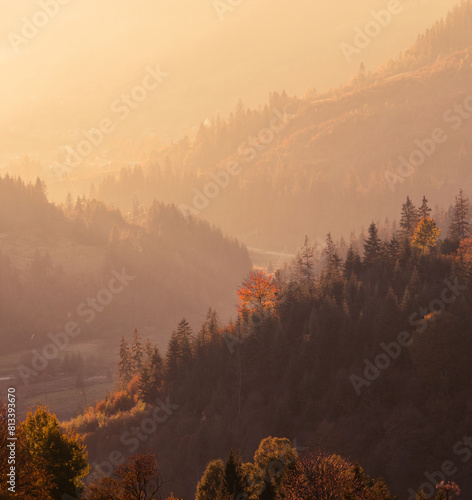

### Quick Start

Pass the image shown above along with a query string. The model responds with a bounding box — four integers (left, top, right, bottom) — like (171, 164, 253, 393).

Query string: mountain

(0, 174, 251, 356)
(94, 1, 472, 253)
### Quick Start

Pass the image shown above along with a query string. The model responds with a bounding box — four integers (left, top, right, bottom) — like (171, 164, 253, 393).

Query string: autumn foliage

(237, 270, 278, 315)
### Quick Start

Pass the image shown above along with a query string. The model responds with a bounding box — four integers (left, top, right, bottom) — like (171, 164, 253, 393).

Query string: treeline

(65, 192, 472, 498)
(0, 175, 251, 360)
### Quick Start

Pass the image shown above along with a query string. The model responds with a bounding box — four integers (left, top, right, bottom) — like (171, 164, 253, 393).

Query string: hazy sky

(0, 0, 460, 155)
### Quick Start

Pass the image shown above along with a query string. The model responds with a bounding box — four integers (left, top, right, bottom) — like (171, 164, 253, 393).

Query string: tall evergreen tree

(165, 333, 181, 385)
(293, 236, 315, 294)
(400, 196, 418, 237)
(449, 188, 470, 240)
(387, 233, 400, 265)
(418, 195, 432, 220)
(363, 222, 382, 265)
(131, 328, 143, 374)
(323, 233, 343, 276)
(175, 318, 193, 366)
(117, 336, 133, 386)
(344, 245, 362, 278)
(144, 338, 154, 361)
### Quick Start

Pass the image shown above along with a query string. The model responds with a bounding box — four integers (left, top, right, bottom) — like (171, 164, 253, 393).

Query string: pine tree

(418, 195, 432, 220)
(323, 233, 343, 276)
(400, 196, 418, 237)
(137, 364, 153, 404)
(293, 236, 315, 294)
(118, 336, 133, 386)
(387, 233, 400, 265)
(138, 345, 163, 404)
(165, 333, 181, 385)
(363, 222, 382, 265)
(144, 338, 153, 361)
(449, 189, 470, 240)
(131, 328, 143, 374)
(175, 319, 193, 366)
(344, 245, 361, 278)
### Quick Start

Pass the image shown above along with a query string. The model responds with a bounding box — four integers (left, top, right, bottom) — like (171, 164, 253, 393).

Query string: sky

(0, 0, 460, 158)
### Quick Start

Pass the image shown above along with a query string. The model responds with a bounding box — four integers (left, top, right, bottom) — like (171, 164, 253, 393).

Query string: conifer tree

(138, 346, 164, 404)
(294, 236, 315, 293)
(144, 338, 153, 362)
(400, 196, 418, 237)
(387, 233, 400, 265)
(344, 245, 361, 278)
(175, 318, 193, 366)
(118, 336, 133, 386)
(418, 195, 432, 220)
(323, 233, 343, 277)
(165, 333, 181, 385)
(131, 328, 143, 374)
(449, 189, 470, 240)
(363, 222, 382, 265)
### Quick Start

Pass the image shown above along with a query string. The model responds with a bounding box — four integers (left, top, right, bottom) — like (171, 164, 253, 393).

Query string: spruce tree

(294, 236, 315, 293)
(144, 338, 153, 362)
(117, 336, 133, 386)
(131, 328, 143, 374)
(363, 222, 382, 265)
(387, 233, 400, 265)
(165, 333, 181, 385)
(344, 245, 361, 278)
(323, 233, 343, 276)
(138, 345, 163, 404)
(418, 195, 432, 220)
(175, 319, 193, 366)
(449, 188, 470, 240)
(400, 196, 418, 237)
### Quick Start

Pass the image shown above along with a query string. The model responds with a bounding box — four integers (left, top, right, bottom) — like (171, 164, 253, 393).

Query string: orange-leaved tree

(237, 270, 278, 317)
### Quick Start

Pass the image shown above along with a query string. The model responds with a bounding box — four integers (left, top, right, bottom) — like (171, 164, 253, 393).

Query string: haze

(0, 0, 457, 170)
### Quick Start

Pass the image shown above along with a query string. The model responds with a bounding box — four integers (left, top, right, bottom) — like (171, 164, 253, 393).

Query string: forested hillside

(0, 175, 250, 357)
(60, 191, 472, 499)
(94, 1, 472, 252)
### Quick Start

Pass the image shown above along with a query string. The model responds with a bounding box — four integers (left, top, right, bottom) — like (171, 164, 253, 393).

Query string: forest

(2, 191, 470, 498)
